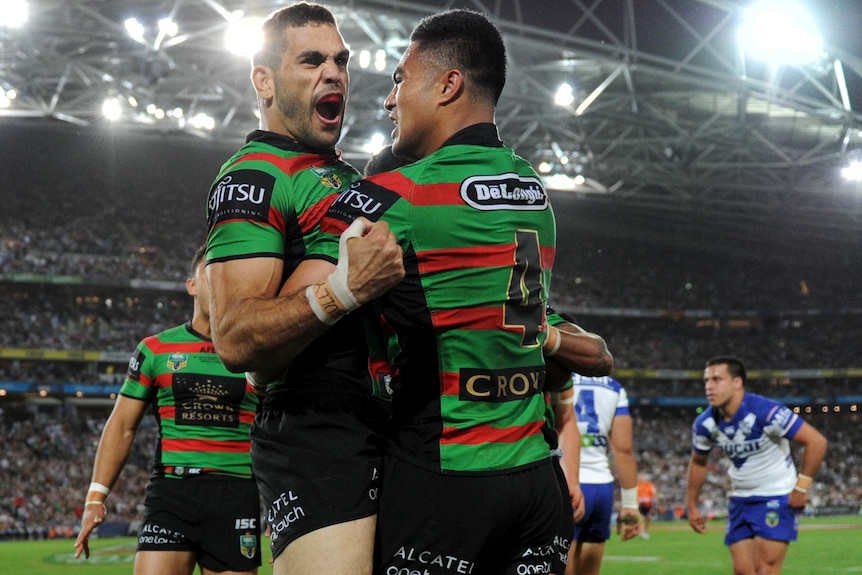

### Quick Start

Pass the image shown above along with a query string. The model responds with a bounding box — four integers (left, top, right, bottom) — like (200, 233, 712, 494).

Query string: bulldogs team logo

(166, 353, 188, 371)
(765, 510, 780, 528)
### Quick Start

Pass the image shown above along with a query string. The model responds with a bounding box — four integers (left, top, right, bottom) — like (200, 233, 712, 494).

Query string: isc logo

(235, 518, 257, 530)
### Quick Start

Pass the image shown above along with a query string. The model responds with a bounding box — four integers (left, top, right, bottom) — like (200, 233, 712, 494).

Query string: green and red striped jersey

(309, 124, 557, 474)
(205, 131, 382, 397)
(120, 322, 259, 479)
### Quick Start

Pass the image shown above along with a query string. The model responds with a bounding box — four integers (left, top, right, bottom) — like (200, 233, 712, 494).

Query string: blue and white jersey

(572, 374, 630, 484)
(692, 392, 804, 497)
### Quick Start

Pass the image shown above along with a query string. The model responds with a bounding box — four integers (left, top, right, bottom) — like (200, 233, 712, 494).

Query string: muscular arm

(686, 451, 710, 533)
(553, 387, 585, 522)
(74, 395, 147, 558)
(547, 322, 613, 377)
(207, 218, 404, 377)
(207, 255, 331, 374)
(788, 421, 828, 509)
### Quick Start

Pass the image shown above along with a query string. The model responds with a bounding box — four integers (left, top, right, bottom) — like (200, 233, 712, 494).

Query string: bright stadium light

(124, 17, 145, 42)
(374, 49, 386, 72)
(554, 83, 574, 107)
(363, 132, 386, 154)
(0, 0, 28, 28)
(102, 97, 122, 121)
(225, 16, 263, 57)
(359, 49, 371, 69)
(158, 17, 178, 37)
(738, 0, 824, 67)
(841, 160, 862, 181)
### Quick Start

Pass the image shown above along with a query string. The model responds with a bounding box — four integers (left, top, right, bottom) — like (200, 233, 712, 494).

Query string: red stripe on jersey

(367, 173, 457, 206)
(228, 152, 328, 175)
(440, 371, 459, 397)
(431, 306, 500, 331)
(298, 194, 338, 233)
(418, 244, 514, 275)
(319, 215, 349, 236)
(145, 339, 215, 356)
(161, 438, 251, 453)
(440, 420, 545, 445)
(269, 205, 285, 233)
(409, 182, 460, 206)
(541, 245, 555, 270)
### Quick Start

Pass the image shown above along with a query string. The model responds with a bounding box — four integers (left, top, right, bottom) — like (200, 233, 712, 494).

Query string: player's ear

(251, 65, 276, 101)
(439, 69, 464, 104)
(186, 276, 197, 297)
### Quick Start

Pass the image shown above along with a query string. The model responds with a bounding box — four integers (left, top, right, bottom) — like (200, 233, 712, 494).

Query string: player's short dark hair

(364, 145, 411, 176)
(254, 2, 338, 69)
(189, 244, 206, 278)
(409, 9, 507, 104)
(706, 355, 746, 382)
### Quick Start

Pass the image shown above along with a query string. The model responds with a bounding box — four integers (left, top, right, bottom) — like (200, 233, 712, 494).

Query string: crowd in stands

(1, 139, 860, 539)
(0, 401, 152, 540)
(1, 398, 858, 541)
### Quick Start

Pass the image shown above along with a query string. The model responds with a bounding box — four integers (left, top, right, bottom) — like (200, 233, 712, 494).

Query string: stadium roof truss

(3, 0, 862, 242)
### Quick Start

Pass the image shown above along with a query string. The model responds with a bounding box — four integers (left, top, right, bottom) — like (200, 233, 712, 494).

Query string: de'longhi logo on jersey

(460, 173, 548, 211)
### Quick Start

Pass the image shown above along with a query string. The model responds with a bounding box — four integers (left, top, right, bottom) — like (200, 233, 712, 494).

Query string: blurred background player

(687, 355, 828, 575)
(637, 472, 660, 539)
(74, 245, 261, 575)
(545, 313, 614, 573)
(552, 373, 641, 575)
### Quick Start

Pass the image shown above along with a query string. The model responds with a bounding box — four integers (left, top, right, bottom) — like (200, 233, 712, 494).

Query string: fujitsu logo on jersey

(207, 169, 275, 228)
(460, 173, 548, 211)
(336, 185, 383, 215)
(328, 181, 399, 223)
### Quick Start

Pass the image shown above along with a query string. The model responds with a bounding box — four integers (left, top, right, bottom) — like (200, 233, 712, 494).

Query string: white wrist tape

(88, 482, 111, 496)
(621, 487, 638, 509)
(306, 284, 339, 325)
(544, 325, 562, 357)
(328, 218, 368, 312)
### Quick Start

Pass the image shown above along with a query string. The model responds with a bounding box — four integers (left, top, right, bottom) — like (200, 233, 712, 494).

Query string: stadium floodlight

(738, 0, 824, 68)
(124, 17, 145, 43)
(841, 160, 862, 181)
(358, 49, 371, 69)
(0, 0, 28, 28)
(189, 112, 215, 130)
(554, 83, 574, 107)
(225, 16, 263, 57)
(363, 132, 386, 154)
(374, 50, 387, 72)
(158, 17, 178, 37)
(102, 97, 122, 121)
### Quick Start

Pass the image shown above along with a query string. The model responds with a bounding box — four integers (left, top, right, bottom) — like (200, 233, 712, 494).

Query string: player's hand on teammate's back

(345, 217, 405, 303)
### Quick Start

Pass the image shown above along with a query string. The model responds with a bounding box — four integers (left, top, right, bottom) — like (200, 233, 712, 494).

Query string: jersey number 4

(503, 230, 544, 347)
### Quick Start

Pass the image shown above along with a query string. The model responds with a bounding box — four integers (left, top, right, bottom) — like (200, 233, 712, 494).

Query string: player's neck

(717, 392, 744, 420)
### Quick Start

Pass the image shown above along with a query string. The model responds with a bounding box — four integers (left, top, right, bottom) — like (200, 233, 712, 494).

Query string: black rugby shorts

(138, 474, 261, 572)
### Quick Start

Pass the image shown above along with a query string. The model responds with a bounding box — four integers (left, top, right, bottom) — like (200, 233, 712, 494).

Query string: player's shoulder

(573, 374, 622, 392)
(692, 405, 717, 429)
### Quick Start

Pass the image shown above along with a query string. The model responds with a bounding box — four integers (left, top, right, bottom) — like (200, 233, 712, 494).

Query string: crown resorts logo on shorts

(765, 510, 780, 528)
(240, 533, 257, 559)
(167, 353, 188, 371)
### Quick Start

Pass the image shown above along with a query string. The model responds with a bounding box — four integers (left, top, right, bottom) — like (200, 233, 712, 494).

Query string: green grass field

(2, 515, 860, 574)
